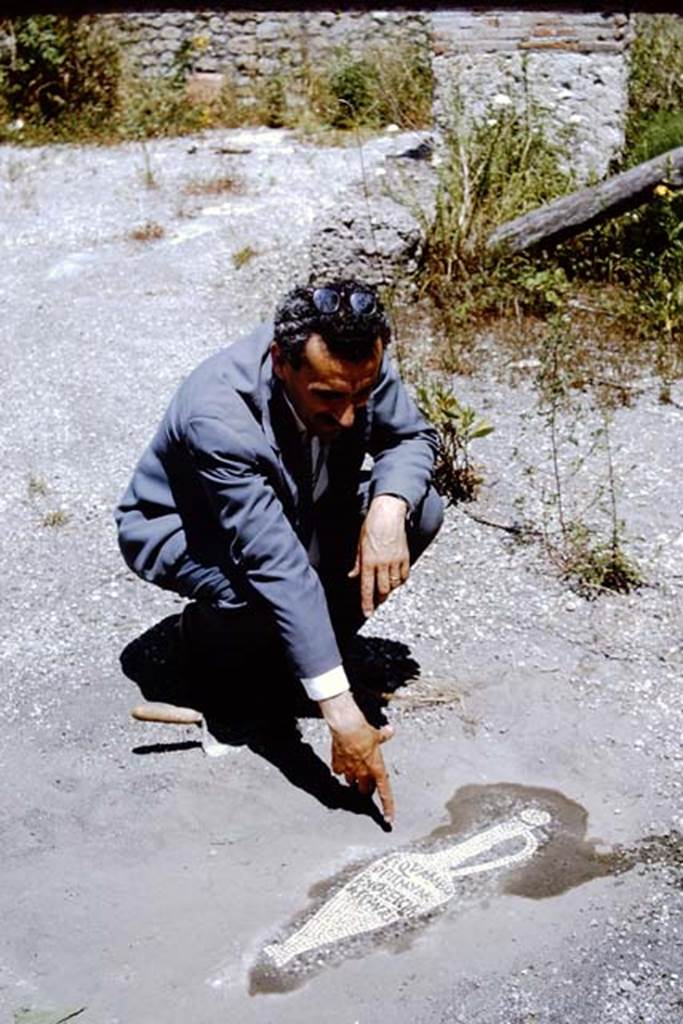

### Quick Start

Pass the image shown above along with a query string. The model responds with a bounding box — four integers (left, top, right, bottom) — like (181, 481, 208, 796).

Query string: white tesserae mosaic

(263, 807, 550, 969)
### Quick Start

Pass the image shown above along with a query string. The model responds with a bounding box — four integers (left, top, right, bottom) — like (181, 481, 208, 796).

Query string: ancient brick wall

(432, 10, 633, 180)
(104, 8, 632, 181)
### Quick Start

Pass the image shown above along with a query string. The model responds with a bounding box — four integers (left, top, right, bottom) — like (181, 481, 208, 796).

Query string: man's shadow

(119, 614, 419, 830)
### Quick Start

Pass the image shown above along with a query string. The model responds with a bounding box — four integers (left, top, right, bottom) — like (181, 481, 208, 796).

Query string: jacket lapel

(235, 326, 303, 517)
(262, 371, 306, 520)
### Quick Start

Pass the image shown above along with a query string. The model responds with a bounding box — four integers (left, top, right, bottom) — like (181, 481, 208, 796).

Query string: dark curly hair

(273, 279, 392, 368)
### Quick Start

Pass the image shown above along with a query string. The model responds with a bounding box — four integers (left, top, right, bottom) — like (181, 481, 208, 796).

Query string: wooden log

(487, 146, 683, 255)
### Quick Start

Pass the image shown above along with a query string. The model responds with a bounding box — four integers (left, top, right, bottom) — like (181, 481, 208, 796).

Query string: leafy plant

(416, 378, 493, 502)
(0, 15, 121, 136)
(117, 72, 209, 141)
(305, 41, 432, 132)
(628, 108, 683, 166)
(625, 14, 683, 165)
(515, 266, 571, 315)
(327, 52, 379, 128)
(169, 35, 197, 89)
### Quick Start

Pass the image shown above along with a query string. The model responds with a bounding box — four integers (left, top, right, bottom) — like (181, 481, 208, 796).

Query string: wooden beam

(486, 146, 683, 255)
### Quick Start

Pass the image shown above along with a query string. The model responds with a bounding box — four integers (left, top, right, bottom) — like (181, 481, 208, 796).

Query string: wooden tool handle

(131, 702, 203, 725)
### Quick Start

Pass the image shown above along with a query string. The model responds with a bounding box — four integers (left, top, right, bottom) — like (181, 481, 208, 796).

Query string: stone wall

(432, 10, 633, 181)
(105, 10, 431, 88)
(104, 8, 632, 182)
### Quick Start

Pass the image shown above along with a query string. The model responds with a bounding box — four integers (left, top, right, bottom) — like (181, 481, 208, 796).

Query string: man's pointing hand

(319, 690, 395, 825)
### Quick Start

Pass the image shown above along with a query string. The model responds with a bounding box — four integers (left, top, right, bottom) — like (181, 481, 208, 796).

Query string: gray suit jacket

(115, 322, 438, 680)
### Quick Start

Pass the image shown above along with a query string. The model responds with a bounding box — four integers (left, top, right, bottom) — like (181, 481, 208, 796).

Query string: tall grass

(317, 42, 433, 131)
(417, 99, 573, 362)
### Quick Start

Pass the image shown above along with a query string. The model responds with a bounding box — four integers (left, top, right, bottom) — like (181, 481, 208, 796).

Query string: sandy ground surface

(1, 127, 682, 1024)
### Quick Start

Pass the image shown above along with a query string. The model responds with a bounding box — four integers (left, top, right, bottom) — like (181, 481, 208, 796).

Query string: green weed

(27, 473, 48, 498)
(41, 509, 69, 528)
(117, 73, 211, 141)
(552, 184, 683, 380)
(326, 54, 379, 128)
(232, 245, 257, 269)
(629, 108, 683, 166)
(535, 314, 643, 597)
(302, 42, 432, 132)
(128, 221, 165, 242)
(554, 520, 643, 598)
(416, 377, 493, 502)
(625, 14, 683, 164)
(258, 75, 288, 129)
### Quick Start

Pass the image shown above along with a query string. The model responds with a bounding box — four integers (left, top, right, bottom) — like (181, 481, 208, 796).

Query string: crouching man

(115, 280, 443, 824)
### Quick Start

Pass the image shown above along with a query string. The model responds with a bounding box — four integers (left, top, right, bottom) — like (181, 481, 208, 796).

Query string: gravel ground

(1, 126, 681, 1024)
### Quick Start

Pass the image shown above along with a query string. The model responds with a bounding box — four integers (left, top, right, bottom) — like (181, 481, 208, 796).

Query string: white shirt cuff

(301, 665, 350, 702)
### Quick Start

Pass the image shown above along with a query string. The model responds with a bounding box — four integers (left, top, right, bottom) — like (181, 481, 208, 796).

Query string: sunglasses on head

(312, 286, 377, 317)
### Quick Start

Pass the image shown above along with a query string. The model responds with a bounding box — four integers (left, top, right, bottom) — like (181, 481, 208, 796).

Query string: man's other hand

(319, 691, 395, 825)
(348, 494, 410, 618)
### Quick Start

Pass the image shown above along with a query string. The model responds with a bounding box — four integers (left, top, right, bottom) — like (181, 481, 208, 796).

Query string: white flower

(9, 118, 25, 131)
(385, 123, 400, 134)
(486, 118, 498, 127)
(492, 93, 513, 109)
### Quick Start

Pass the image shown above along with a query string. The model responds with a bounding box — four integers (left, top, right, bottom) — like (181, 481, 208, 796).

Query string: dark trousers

(170, 482, 444, 678)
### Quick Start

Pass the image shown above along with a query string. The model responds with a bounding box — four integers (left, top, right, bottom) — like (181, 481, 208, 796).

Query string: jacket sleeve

(185, 414, 342, 682)
(367, 353, 439, 511)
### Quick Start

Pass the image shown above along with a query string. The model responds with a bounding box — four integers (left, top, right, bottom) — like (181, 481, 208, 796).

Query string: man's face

(272, 333, 383, 441)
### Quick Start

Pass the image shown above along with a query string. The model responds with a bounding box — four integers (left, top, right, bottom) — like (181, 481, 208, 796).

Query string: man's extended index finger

(374, 759, 395, 824)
